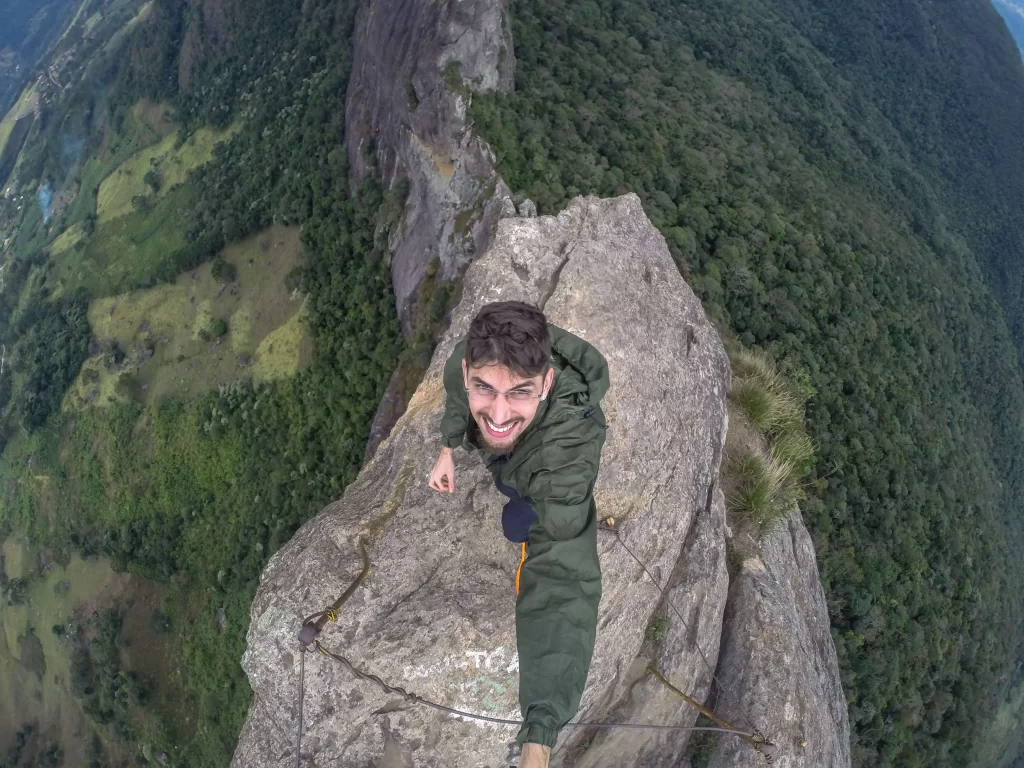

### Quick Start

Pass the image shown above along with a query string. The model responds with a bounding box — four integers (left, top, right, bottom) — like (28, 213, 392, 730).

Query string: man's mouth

(482, 416, 518, 439)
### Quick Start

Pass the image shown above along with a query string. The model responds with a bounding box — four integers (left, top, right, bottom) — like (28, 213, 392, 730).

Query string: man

(428, 301, 610, 768)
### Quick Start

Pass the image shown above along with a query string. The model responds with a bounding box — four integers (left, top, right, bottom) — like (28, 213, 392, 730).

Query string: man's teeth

(486, 418, 514, 433)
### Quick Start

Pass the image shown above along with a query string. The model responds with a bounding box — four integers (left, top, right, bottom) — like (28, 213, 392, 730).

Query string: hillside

(0, 0, 404, 764)
(0, 0, 1021, 765)
(0, 0, 81, 114)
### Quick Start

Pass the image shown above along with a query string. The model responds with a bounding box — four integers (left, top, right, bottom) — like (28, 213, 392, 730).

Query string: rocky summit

(232, 195, 848, 767)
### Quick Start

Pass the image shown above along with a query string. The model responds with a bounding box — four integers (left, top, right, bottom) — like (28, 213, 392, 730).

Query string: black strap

(583, 406, 606, 429)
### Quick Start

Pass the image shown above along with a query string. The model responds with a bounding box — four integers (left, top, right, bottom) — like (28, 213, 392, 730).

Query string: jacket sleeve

(439, 340, 470, 449)
(514, 446, 603, 748)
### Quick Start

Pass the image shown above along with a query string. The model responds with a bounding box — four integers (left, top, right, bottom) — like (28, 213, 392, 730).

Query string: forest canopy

(470, 0, 1024, 764)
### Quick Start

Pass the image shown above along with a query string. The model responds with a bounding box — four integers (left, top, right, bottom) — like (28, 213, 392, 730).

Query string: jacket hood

(549, 324, 610, 407)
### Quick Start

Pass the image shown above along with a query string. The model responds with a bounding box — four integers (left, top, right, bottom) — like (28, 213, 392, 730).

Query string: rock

(565, 487, 730, 767)
(345, 0, 515, 335)
(362, 367, 405, 467)
(517, 199, 537, 218)
(232, 195, 731, 767)
(706, 510, 851, 768)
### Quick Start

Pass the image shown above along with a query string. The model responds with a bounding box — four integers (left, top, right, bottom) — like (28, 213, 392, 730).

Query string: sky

(992, 0, 1024, 58)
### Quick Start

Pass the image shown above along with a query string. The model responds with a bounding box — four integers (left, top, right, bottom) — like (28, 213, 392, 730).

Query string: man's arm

(440, 340, 469, 449)
(515, 446, 603, 749)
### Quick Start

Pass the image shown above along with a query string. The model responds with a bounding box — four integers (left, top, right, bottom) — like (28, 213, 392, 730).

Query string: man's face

(463, 359, 554, 454)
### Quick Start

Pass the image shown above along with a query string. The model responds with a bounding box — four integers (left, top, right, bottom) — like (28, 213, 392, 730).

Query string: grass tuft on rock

(723, 346, 815, 531)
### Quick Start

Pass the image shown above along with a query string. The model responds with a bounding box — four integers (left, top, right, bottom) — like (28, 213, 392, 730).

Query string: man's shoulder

(526, 409, 606, 475)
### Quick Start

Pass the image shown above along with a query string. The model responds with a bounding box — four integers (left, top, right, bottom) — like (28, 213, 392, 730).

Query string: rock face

(231, 194, 733, 767)
(707, 510, 852, 768)
(345, 0, 514, 334)
(565, 486, 730, 768)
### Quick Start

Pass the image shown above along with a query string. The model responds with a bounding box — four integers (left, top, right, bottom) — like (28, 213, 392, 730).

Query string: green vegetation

(724, 347, 815, 530)
(47, 222, 86, 255)
(69, 606, 154, 734)
(0, 181, 401, 763)
(0, 84, 38, 163)
(0, 534, 167, 767)
(0, 723, 62, 768)
(211, 256, 237, 283)
(644, 614, 668, 643)
(58, 181, 195, 296)
(63, 224, 309, 409)
(96, 122, 238, 223)
(6, 285, 91, 431)
(0, 0, 406, 763)
(471, 1, 1024, 764)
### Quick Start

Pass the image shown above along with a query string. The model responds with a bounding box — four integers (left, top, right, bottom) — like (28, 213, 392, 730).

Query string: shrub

(211, 257, 237, 283)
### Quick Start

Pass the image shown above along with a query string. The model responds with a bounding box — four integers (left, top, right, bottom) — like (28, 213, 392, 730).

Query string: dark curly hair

(465, 301, 551, 379)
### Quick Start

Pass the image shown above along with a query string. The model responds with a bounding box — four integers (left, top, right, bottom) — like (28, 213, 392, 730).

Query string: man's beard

(472, 415, 522, 455)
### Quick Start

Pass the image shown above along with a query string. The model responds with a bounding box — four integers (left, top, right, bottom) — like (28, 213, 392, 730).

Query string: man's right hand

(519, 744, 551, 768)
(429, 447, 456, 493)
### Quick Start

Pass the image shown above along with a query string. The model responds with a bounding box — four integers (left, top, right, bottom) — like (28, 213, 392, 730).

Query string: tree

(211, 257, 237, 283)
(143, 168, 162, 193)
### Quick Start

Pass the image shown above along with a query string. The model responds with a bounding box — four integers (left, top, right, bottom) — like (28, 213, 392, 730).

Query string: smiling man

(428, 300, 610, 767)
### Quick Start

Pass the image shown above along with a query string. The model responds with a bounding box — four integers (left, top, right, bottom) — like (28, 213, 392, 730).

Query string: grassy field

(1, 538, 29, 580)
(53, 0, 92, 49)
(0, 83, 38, 129)
(96, 121, 238, 223)
(0, 120, 13, 164)
(84, 11, 103, 34)
(0, 84, 38, 174)
(64, 224, 311, 409)
(0, 536, 167, 766)
(131, 99, 177, 137)
(57, 98, 177, 232)
(48, 222, 86, 255)
(55, 181, 195, 297)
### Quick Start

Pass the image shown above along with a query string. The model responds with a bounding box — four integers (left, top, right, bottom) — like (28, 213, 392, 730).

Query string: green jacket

(439, 324, 610, 748)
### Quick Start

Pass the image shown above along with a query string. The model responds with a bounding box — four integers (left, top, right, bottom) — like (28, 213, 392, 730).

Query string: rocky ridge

(344, 0, 515, 334)
(232, 195, 851, 767)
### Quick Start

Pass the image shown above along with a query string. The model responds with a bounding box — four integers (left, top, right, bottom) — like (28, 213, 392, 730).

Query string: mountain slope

(0, 0, 82, 113)
(0, 0, 404, 764)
